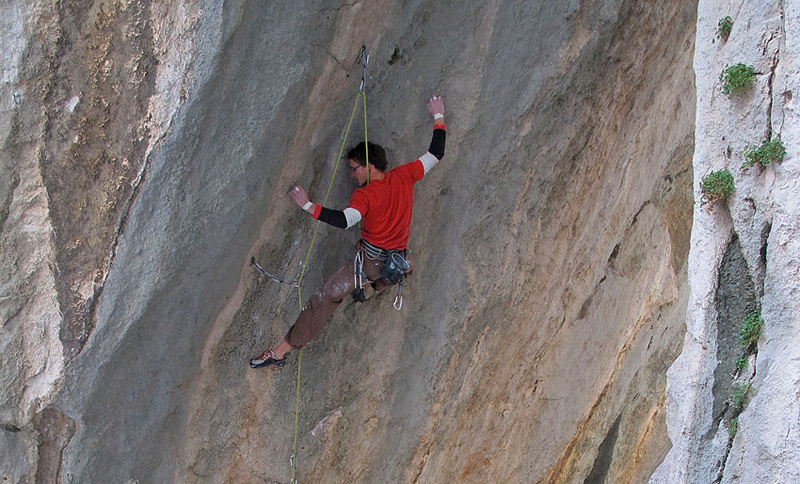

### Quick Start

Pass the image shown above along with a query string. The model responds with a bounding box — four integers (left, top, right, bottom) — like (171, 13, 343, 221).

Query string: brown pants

(284, 251, 406, 349)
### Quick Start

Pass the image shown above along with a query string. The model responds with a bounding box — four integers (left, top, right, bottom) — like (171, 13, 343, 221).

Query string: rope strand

(290, 90, 367, 484)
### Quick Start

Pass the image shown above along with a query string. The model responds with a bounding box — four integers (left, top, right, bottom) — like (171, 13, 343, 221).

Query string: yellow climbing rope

(295, 91, 367, 302)
(290, 88, 368, 484)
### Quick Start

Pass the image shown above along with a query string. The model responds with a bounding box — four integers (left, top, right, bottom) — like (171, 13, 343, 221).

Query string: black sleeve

(428, 128, 446, 160)
(317, 206, 348, 228)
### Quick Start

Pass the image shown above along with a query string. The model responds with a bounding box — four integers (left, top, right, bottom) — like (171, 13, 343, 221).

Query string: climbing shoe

(249, 349, 289, 369)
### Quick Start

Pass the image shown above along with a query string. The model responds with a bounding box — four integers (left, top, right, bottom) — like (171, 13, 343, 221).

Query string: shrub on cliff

(732, 382, 752, 413)
(720, 63, 757, 96)
(700, 169, 735, 204)
(735, 354, 749, 372)
(717, 16, 733, 41)
(726, 416, 739, 437)
(743, 138, 786, 168)
(738, 311, 763, 351)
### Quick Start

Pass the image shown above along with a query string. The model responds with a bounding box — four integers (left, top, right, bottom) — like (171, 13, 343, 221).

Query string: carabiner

(357, 45, 369, 92)
(353, 251, 365, 289)
(393, 281, 404, 311)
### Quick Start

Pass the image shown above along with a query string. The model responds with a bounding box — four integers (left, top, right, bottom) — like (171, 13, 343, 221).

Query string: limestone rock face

(652, 1, 800, 483)
(9, 0, 787, 483)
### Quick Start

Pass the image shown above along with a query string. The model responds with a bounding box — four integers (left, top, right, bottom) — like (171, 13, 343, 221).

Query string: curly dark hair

(347, 141, 388, 171)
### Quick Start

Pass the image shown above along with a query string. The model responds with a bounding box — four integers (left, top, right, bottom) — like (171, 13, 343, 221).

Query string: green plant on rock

(720, 63, 757, 96)
(700, 169, 735, 204)
(732, 381, 752, 413)
(734, 354, 749, 373)
(718, 16, 733, 41)
(726, 416, 739, 438)
(743, 138, 786, 168)
(738, 311, 763, 351)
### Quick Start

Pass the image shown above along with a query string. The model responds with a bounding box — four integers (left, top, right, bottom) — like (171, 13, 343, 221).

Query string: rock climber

(250, 95, 446, 368)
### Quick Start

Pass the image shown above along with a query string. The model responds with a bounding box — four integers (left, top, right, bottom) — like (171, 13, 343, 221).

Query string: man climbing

(250, 95, 446, 368)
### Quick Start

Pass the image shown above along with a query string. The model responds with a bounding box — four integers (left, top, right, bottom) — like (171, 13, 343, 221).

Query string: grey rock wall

(0, 0, 716, 483)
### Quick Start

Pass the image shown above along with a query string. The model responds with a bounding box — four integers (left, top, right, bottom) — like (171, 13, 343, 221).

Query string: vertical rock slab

(1, 2, 66, 481)
(652, 0, 800, 482)
(55, 0, 369, 482)
(179, 1, 697, 483)
(2, 0, 224, 481)
(2, 0, 701, 482)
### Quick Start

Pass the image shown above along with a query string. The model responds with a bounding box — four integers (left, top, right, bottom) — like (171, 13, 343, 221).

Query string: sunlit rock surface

(652, 1, 800, 483)
(4, 0, 790, 483)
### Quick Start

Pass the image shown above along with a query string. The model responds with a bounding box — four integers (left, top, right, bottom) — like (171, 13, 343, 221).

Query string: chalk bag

(380, 252, 409, 285)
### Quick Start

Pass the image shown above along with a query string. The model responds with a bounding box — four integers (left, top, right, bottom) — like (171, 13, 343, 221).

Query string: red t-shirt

(348, 160, 425, 250)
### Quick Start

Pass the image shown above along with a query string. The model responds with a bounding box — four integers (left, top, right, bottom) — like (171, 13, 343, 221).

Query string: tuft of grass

(726, 416, 739, 438)
(743, 138, 786, 168)
(734, 354, 749, 373)
(720, 63, 758, 96)
(732, 382, 752, 413)
(738, 311, 763, 350)
(700, 169, 735, 204)
(718, 16, 733, 41)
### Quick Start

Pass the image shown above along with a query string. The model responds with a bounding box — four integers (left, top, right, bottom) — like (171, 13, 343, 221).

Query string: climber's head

(347, 141, 388, 172)
(347, 141, 387, 185)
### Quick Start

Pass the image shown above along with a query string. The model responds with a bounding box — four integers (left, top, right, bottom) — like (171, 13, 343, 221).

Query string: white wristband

(433, 113, 443, 120)
(302, 201, 313, 212)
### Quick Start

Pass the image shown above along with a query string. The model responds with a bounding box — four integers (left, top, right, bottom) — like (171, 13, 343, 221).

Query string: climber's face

(349, 159, 368, 185)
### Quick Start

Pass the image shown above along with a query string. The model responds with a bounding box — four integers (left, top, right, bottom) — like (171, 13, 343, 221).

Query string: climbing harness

(360, 239, 409, 281)
(357, 239, 410, 311)
(350, 241, 409, 306)
(250, 257, 299, 287)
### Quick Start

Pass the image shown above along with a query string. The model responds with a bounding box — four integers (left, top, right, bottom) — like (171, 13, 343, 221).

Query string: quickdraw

(352, 250, 367, 302)
(250, 257, 299, 287)
(357, 45, 369, 92)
